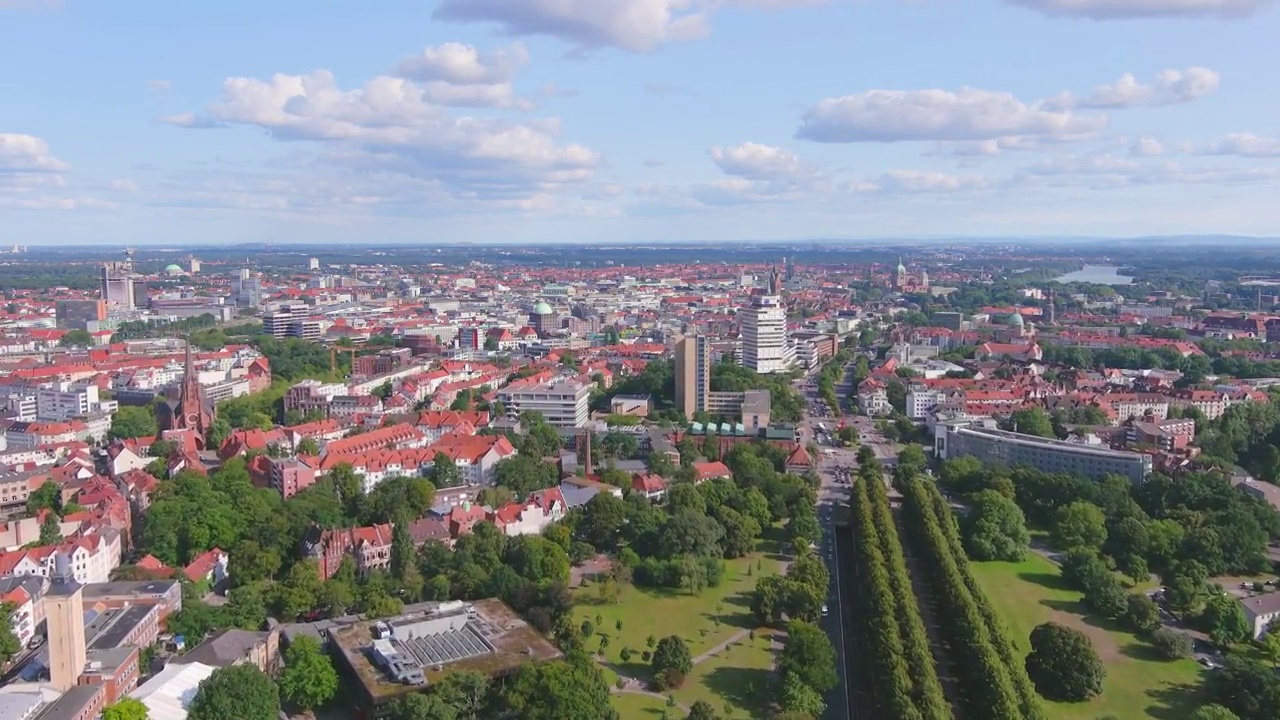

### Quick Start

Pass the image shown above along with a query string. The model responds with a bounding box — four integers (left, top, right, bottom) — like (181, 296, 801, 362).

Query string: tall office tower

(232, 267, 263, 307)
(740, 271, 795, 375)
(674, 334, 710, 419)
(308, 257, 320, 271)
(99, 262, 135, 310)
(46, 554, 86, 691)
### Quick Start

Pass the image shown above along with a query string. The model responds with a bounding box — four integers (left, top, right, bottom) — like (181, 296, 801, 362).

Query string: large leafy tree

(101, 698, 150, 720)
(433, 670, 490, 719)
(1201, 594, 1251, 647)
(501, 652, 618, 720)
(109, 404, 158, 440)
(1025, 622, 1105, 702)
(961, 489, 1031, 561)
(1008, 407, 1055, 438)
(1050, 501, 1108, 551)
(651, 635, 693, 690)
(186, 664, 280, 720)
(277, 635, 338, 711)
(388, 693, 458, 720)
(1204, 656, 1280, 719)
(778, 620, 837, 693)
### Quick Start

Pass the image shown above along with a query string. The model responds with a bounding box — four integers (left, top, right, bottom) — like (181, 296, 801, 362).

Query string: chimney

(582, 429, 593, 477)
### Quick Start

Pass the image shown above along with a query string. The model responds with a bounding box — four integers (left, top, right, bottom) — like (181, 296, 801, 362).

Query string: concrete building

(36, 382, 117, 422)
(674, 334, 710, 420)
(935, 422, 1152, 483)
(46, 559, 86, 692)
(529, 302, 557, 338)
(739, 271, 794, 375)
(99, 262, 135, 311)
(54, 301, 107, 331)
(495, 379, 591, 429)
(231, 268, 263, 307)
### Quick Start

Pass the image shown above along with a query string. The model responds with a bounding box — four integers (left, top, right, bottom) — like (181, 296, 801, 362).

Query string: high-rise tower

(46, 554, 86, 692)
(675, 335, 711, 419)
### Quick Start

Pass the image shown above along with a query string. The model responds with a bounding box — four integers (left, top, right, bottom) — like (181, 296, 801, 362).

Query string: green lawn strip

(673, 629, 779, 720)
(970, 553, 1203, 720)
(613, 691, 676, 720)
(573, 545, 782, 682)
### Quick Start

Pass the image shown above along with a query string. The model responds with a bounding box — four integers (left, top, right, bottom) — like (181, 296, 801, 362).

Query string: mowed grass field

(673, 628, 779, 719)
(574, 536, 786, 682)
(613, 692, 675, 720)
(970, 553, 1203, 720)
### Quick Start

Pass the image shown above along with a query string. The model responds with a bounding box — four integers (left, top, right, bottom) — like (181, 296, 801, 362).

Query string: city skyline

(2, 0, 1279, 245)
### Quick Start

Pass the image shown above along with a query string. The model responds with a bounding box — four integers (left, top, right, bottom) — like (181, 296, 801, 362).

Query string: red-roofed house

(785, 444, 814, 474)
(303, 523, 394, 580)
(691, 461, 732, 484)
(183, 548, 228, 586)
(630, 473, 667, 501)
(490, 487, 566, 537)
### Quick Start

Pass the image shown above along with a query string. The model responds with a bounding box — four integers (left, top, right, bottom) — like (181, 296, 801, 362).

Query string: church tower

(46, 554, 85, 691)
(170, 340, 212, 448)
(894, 257, 907, 291)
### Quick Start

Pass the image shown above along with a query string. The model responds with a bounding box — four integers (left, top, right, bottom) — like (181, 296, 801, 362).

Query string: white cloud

(432, 0, 819, 52)
(796, 87, 1105, 143)
(1005, 0, 1272, 18)
(1046, 67, 1219, 110)
(156, 113, 227, 129)
(1017, 152, 1280, 188)
(393, 43, 529, 85)
(168, 69, 600, 204)
(1129, 137, 1165, 156)
(1200, 133, 1280, 157)
(146, 80, 171, 92)
(539, 83, 578, 98)
(110, 179, 140, 191)
(0, 133, 70, 173)
(869, 170, 991, 193)
(709, 142, 811, 181)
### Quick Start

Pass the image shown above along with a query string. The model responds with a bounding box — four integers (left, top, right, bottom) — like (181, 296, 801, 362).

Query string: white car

(821, 604, 829, 617)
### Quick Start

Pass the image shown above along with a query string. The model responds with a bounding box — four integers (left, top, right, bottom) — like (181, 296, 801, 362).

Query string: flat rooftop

(82, 580, 178, 599)
(330, 598, 561, 706)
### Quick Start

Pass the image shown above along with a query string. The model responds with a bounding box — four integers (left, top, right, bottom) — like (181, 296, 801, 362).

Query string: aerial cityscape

(4, 2, 1280, 720)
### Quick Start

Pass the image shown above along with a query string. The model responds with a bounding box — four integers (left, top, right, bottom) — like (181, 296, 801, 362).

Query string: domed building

(163, 263, 184, 277)
(892, 256, 930, 293)
(529, 301, 558, 338)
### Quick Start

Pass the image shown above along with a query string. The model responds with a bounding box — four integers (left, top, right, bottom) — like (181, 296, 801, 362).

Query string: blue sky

(1, 0, 1278, 245)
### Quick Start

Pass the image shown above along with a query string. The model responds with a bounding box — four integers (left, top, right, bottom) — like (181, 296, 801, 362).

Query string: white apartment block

(36, 382, 118, 421)
(495, 379, 592, 429)
(906, 385, 948, 420)
(740, 295, 795, 375)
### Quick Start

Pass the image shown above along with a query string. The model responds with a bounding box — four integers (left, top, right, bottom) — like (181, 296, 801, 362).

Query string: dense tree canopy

(186, 664, 280, 720)
(961, 489, 1030, 561)
(278, 635, 338, 711)
(1025, 622, 1105, 703)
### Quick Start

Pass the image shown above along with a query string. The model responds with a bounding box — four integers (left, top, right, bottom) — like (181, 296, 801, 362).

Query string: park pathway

(612, 680, 691, 714)
(691, 628, 753, 666)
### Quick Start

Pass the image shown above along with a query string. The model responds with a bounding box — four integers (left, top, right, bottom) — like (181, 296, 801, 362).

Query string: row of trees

(815, 349, 853, 415)
(851, 457, 952, 719)
(900, 475, 1046, 719)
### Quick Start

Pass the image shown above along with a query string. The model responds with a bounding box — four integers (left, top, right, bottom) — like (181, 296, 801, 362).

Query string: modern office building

(935, 422, 1153, 483)
(99, 262, 135, 311)
(674, 334, 710, 419)
(495, 379, 591, 429)
(36, 381, 118, 421)
(55, 300, 107, 330)
(231, 268, 264, 307)
(739, 269, 795, 375)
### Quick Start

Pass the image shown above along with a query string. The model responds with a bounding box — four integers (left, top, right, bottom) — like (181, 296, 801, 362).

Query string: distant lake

(1055, 265, 1135, 285)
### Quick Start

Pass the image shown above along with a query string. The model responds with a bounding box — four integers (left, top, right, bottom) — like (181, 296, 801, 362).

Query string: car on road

(821, 603, 829, 617)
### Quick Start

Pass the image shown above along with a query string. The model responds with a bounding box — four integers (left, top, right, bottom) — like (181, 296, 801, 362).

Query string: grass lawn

(572, 535, 785, 682)
(970, 553, 1203, 720)
(673, 628, 779, 720)
(613, 692, 677, 720)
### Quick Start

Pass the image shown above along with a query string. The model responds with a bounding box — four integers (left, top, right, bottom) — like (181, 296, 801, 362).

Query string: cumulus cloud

(146, 80, 171, 92)
(167, 68, 600, 204)
(709, 142, 811, 181)
(1045, 67, 1219, 110)
(1005, 0, 1272, 19)
(538, 83, 578, 98)
(0, 133, 70, 173)
(1130, 137, 1165, 156)
(1199, 133, 1280, 157)
(393, 43, 529, 85)
(432, 0, 819, 52)
(796, 87, 1106, 143)
(110, 179, 140, 191)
